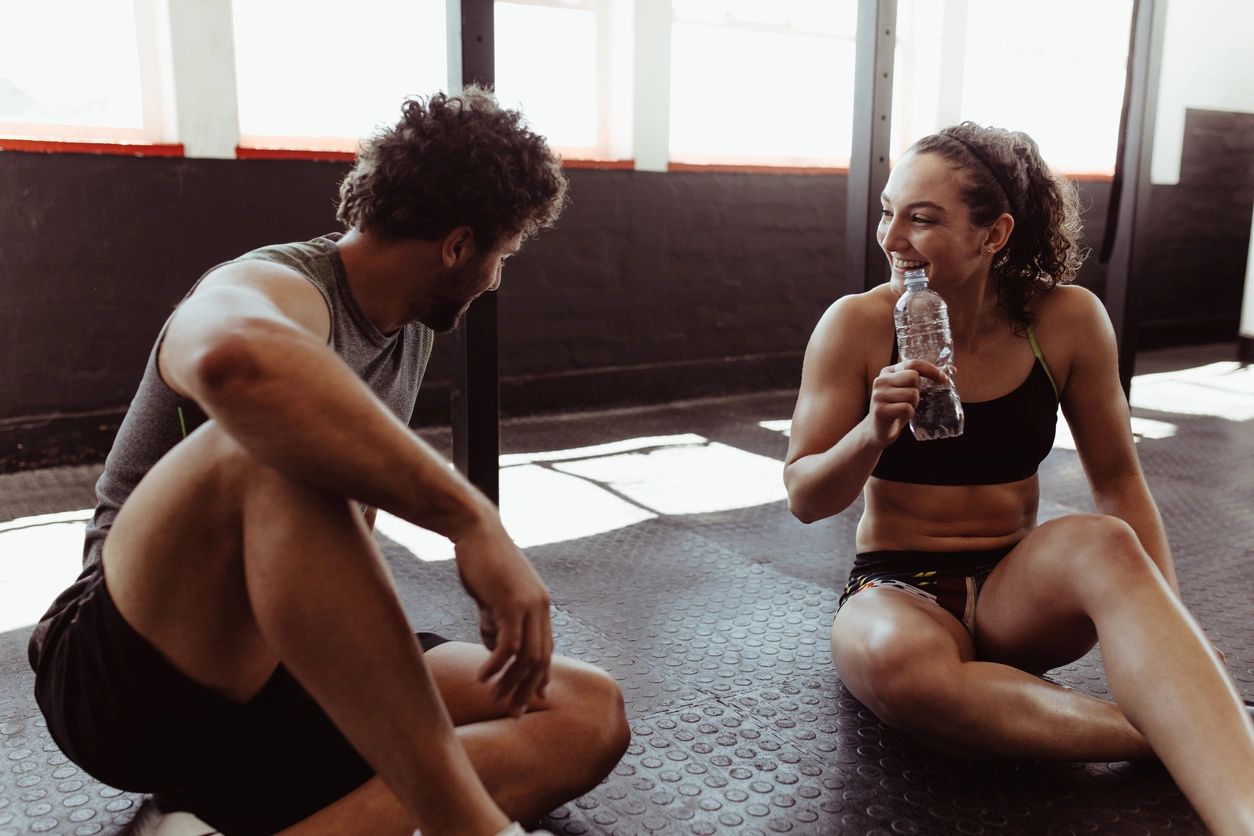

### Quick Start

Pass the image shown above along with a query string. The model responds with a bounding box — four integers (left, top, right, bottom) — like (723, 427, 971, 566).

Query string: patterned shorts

(839, 545, 1017, 636)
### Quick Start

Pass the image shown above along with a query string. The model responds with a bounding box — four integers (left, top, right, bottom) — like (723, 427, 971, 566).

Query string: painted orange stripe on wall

(0, 139, 184, 157)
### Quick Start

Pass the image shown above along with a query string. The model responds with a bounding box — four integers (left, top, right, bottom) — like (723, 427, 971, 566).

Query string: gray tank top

(30, 234, 433, 662)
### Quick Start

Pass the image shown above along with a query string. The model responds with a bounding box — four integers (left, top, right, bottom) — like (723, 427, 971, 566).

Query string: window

(890, 0, 948, 166)
(893, 0, 1134, 175)
(668, 0, 859, 168)
(232, 0, 447, 153)
(494, 0, 631, 161)
(0, 0, 173, 145)
(1, 0, 1135, 172)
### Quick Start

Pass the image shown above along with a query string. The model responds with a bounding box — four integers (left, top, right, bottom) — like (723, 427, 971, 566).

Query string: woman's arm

(784, 294, 941, 523)
(1052, 287, 1178, 591)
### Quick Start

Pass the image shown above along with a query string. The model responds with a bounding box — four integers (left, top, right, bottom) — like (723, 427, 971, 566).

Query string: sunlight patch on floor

(499, 434, 707, 466)
(550, 440, 787, 515)
(0, 520, 88, 633)
(1053, 414, 1178, 451)
(1130, 362, 1254, 421)
(758, 419, 791, 437)
(0, 508, 93, 533)
(377, 460, 658, 562)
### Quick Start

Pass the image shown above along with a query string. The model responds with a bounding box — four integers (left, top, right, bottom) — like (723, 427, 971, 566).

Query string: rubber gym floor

(1, 343, 1250, 835)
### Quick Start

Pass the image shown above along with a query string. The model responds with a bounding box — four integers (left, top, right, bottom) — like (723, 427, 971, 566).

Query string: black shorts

(31, 564, 449, 835)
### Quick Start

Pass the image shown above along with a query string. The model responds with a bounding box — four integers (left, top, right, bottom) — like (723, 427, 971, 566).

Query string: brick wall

(0, 108, 1248, 471)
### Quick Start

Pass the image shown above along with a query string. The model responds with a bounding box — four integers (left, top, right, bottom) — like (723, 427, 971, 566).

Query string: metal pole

(450, 0, 501, 503)
(1239, 201, 1254, 364)
(1102, 0, 1167, 397)
(845, 0, 897, 296)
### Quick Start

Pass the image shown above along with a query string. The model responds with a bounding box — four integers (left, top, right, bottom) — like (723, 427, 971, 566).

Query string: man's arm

(160, 264, 484, 539)
(160, 262, 552, 704)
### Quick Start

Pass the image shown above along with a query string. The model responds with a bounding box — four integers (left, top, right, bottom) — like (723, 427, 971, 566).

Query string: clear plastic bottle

(894, 268, 964, 440)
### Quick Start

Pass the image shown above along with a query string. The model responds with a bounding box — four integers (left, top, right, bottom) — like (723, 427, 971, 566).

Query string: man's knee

(548, 658, 630, 769)
(187, 422, 281, 492)
(186, 422, 345, 521)
(178, 419, 241, 463)
(106, 421, 255, 560)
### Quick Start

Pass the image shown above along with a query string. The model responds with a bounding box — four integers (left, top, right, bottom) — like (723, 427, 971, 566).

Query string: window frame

(0, 0, 177, 152)
(0, 0, 1123, 179)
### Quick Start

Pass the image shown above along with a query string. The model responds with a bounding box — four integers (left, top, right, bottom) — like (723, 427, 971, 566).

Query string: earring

(984, 247, 994, 254)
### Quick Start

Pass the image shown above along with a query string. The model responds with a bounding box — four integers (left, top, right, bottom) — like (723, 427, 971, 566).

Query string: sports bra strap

(1026, 325, 1059, 400)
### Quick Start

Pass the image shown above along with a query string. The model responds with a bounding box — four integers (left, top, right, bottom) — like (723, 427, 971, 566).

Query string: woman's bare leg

(834, 514, 1254, 834)
(831, 587, 1151, 761)
(976, 514, 1254, 834)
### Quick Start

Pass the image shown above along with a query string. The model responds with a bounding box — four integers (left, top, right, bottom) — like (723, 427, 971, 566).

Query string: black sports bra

(870, 326, 1060, 486)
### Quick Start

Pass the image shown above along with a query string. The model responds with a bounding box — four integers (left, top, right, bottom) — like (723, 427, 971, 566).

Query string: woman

(783, 122, 1254, 834)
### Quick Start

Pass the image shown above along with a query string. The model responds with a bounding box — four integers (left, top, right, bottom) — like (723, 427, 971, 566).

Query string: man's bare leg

(282, 647, 629, 835)
(103, 423, 628, 835)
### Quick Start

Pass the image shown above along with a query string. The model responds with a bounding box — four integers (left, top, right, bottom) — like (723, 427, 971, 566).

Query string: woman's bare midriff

(856, 476, 1039, 553)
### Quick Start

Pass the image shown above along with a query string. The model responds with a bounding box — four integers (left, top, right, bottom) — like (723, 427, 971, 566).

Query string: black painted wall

(1138, 109, 1254, 345)
(0, 108, 1249, 471)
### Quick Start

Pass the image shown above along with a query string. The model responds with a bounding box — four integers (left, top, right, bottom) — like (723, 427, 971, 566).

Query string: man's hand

(453, 514, 553, 717)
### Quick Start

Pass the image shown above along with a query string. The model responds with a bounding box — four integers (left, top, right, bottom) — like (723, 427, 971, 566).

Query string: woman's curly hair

(910, 122, 1087, 333)
(337, 86, 569, 247)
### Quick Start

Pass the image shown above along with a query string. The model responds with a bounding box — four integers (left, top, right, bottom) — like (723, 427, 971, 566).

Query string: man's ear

(442, 226, 476, 268)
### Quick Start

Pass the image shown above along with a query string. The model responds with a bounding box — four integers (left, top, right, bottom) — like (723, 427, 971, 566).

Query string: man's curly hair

(911, 122, 1087, 334)
(337, 86, 569, 247)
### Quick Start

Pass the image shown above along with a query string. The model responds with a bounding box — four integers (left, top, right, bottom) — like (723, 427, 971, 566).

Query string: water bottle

(894, 268, 964, 440)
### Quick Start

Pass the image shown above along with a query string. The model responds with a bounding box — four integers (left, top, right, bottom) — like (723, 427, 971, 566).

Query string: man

(28, 87, 630, 836)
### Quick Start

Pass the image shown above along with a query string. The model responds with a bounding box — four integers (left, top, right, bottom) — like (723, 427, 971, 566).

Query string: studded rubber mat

(0, 344, 1250, 835)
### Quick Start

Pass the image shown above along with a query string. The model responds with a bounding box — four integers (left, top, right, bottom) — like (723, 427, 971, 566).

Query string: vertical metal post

(1239, 201, 1254, 364)
(450, 0, 500, 503)
(845, 0, 897, 296)
(1102, 0, 1166, 396)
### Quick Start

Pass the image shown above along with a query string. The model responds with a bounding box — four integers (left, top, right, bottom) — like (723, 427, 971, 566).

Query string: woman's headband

(944, 132, 1016, 217)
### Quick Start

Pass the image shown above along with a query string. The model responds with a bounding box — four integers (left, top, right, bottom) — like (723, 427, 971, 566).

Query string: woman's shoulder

(1030, 283, 1110, 331)
(1028, 284, 1116, 385)
(802, 286, 899, 382)
(810, 285, 896, 349)
(818, 284, 896, 326)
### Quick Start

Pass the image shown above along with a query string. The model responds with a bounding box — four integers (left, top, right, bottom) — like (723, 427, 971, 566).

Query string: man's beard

(424, 258, 487, 334)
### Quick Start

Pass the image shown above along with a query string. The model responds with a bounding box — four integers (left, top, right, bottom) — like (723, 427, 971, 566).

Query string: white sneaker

(412, 824, 553, 836)
(123, 798, 221, 836)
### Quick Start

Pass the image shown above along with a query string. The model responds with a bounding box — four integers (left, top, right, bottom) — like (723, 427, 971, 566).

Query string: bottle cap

(903, 268, 928, 284)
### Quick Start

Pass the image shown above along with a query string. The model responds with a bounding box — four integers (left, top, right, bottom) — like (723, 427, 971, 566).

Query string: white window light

(494, 0, 632, 161)
(0, 0, 175, 146)
(893, 0, 1133, 176)
(668, 0, 859, 169)
(232, 0, 448, 153)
